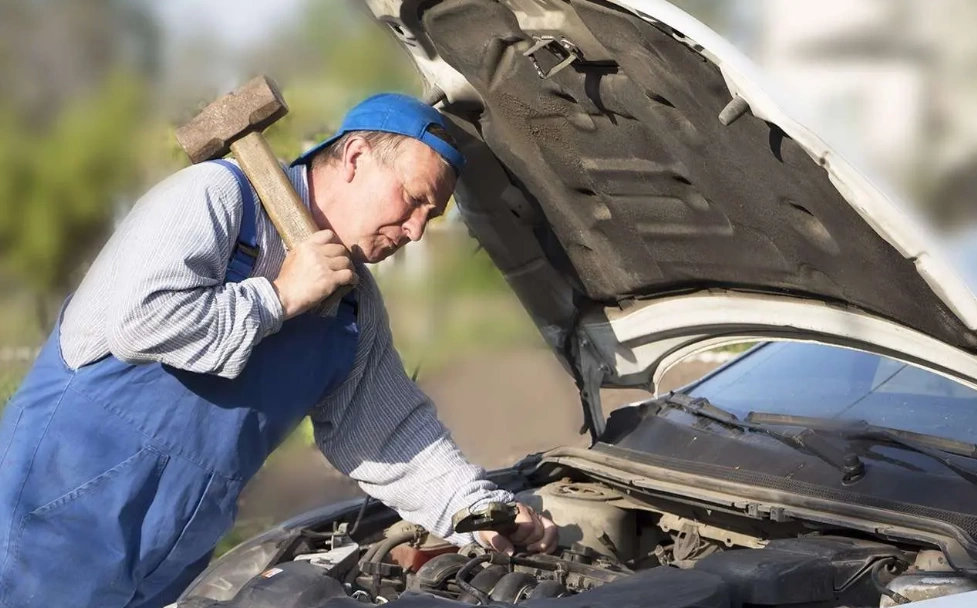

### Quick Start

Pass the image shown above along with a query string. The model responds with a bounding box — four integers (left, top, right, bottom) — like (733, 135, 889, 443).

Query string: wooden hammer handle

(232, 132, 318, 248)
(230, 132, 353, 313)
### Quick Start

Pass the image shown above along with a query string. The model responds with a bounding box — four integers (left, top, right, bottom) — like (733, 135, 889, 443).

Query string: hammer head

(176, 75, 288, 164)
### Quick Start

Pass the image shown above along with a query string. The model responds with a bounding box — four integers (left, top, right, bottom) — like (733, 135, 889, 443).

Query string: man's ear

(341, 136, 371, 183)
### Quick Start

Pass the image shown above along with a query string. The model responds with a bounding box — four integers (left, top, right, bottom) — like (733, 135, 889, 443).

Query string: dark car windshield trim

(745, 413, 977, 458)
(663, 393, 867, 482)
(743, 412, 977, 487)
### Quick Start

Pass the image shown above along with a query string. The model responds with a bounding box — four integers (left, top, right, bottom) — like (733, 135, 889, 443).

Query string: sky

(153, 0, 307, 50)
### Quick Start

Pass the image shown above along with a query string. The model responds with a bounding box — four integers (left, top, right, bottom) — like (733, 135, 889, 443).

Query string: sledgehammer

(175, 75, 354, 312)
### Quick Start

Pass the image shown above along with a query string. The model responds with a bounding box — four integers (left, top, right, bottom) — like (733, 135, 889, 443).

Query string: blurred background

(1, 0, 975, 553)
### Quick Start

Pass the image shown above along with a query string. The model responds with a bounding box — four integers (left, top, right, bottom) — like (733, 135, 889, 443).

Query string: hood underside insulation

(419, 0, 977, 353)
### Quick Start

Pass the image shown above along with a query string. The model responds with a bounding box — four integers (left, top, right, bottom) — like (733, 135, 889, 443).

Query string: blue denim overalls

(0, 161, 359, 607)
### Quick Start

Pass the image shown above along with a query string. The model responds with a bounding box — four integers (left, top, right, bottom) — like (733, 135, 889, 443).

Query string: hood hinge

(567, 329, 608, 444)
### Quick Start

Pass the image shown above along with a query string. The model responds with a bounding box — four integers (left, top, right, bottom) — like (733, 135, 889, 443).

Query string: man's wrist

(248, 277, 285, 336)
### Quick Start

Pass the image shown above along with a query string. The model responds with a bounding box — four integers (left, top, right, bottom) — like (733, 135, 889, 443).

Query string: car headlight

(179, 527, 299, 603)
(177, 499, 367, 604)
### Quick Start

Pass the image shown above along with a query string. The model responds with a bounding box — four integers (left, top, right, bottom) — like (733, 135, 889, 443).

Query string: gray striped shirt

(60, 160, 512, 544)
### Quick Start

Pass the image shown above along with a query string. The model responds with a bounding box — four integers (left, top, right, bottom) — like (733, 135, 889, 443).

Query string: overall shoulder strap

(211, 159, 259, 283)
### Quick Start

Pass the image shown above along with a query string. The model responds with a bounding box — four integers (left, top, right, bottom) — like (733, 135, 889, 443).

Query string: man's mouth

(372, 237, 399, 261)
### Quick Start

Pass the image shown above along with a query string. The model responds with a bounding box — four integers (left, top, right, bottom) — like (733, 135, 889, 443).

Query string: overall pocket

(139, 471, 241, 593)
(0, 446, 168, 608)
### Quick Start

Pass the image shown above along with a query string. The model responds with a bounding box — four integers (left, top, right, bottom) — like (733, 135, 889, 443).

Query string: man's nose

(403, 209, 429, 242)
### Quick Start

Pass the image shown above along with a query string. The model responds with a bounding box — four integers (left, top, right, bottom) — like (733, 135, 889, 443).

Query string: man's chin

(360, 245, 399, 264)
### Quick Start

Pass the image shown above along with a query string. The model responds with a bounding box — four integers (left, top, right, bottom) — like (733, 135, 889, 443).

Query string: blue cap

(291, 93, 465, 173)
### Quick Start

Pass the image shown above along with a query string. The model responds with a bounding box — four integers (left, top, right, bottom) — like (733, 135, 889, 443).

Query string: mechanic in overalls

(0, 94, 557, 608)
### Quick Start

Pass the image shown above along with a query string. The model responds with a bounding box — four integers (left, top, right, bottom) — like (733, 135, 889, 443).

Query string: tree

(236, 0, 423, 157)
(0, 72, 151, 328)
(0, 0, 161, 330)
(0, 0, 160, 126)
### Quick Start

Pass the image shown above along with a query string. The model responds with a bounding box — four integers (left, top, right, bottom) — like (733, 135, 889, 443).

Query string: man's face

(329, 137, 456, 264)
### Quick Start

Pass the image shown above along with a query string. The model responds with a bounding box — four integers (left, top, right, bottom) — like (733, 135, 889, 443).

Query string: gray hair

(309, 124, 457, 173)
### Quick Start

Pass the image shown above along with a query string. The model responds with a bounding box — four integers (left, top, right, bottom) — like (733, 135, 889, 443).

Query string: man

(0, 93, 556, 608)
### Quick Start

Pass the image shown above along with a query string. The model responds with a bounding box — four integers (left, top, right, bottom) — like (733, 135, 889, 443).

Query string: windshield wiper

(746, 412, 977, 487)
(663, 394, 866, 482)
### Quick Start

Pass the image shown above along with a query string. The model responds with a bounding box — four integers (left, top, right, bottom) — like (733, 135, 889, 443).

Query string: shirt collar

(285, 163, 312, 211)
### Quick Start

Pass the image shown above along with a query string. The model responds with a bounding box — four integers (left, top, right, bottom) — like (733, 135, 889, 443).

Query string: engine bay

(180, 478, 977, 608)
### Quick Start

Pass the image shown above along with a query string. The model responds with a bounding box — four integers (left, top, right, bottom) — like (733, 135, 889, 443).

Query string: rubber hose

(490, 572, 538, 603)
(361, 527, 419, 566)
(455, 555, 495, 605)
(871, 558, 912, 606)
(368, 528, 423, 597)
(361, 541, 382, 566)
(459, 565, 508, 604)
(370, 530, 421, 566)
(530, 580, 568, 599)
(348, 497, 372, 537)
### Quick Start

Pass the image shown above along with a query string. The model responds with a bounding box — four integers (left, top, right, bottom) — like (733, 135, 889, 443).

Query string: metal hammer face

(176, 75, 289, 164)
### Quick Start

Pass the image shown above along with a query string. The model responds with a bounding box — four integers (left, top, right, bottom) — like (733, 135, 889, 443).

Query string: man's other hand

(475, 502, 557, 555)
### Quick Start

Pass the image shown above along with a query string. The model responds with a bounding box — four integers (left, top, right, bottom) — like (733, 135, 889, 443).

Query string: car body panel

(911, 590, 977, 607)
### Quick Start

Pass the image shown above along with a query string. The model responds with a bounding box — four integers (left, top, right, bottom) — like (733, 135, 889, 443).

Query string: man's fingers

(473, 505, 556, 557)
(517, 513, 545, 547)
(478, 531, 514, 556)
(308, 229, 341, 245)
(333, 268, 358, 287)
(275, 228, 356, 319)
(506, 505, 535, 544)
(318, 243, 349, 259)
(526, 517, 558, 554)
(326, 254, 354, 271)
(508, 504, 546, 547)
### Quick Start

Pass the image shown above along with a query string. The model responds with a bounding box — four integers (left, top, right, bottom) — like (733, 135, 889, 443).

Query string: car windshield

(684, 342, 977, 445)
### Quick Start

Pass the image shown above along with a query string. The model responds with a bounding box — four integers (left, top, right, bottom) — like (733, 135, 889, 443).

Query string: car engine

(180, 480, 977, 608)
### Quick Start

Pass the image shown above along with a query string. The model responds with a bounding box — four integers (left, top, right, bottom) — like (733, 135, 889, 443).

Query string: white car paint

(898, 589, 977, 607)
(579, 292, 977, 393)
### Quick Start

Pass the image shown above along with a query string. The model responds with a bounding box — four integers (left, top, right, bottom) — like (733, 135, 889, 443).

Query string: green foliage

(296, 2, 420, 95)
(246, 0, 423, 161)
(0, 71, 149, 321)
(1, 364, 29, 408)
(434, 246, 512, 297)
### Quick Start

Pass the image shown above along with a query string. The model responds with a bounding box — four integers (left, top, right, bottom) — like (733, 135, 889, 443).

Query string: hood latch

(523, 36, 581, 80)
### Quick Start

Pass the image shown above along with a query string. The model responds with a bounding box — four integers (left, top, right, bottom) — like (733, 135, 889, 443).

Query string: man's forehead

(397, 139, 456, 195)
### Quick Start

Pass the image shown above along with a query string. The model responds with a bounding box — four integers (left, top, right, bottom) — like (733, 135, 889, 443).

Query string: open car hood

(360, 0, 977, 439)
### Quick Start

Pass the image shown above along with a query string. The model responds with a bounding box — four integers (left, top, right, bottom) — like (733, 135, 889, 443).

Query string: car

(174, 0, 977, 606)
